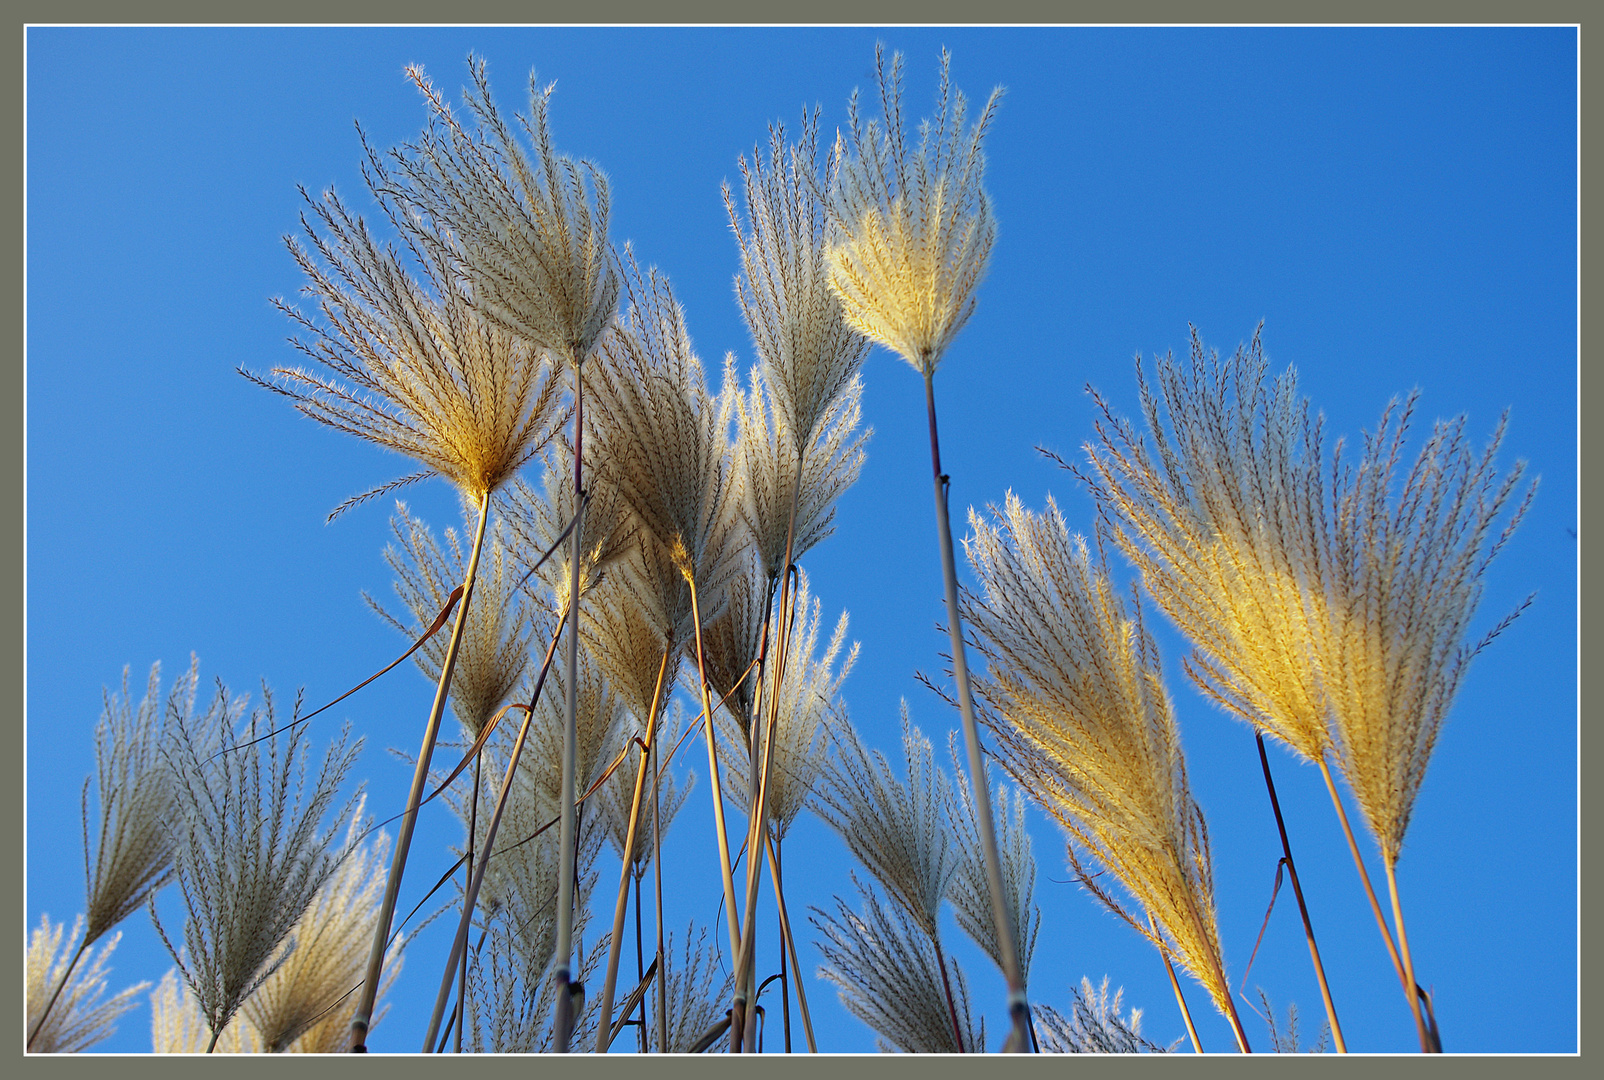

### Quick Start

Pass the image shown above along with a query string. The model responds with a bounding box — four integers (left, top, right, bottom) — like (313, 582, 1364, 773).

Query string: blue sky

(26, 26, 1576, 1054)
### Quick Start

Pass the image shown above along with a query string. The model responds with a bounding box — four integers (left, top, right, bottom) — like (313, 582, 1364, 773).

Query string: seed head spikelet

(26, 915, 146, 1053)
(961, 494, 1236, 1018)
(1080, 329, 1335, 763)
(386, 57, 619, 365)
(1034, 977, 1167, 1053)
(726, 112, 871, 443)
(824, 46, 1002, 374)
(502, 439, 636, 607)
(650, 926, 734, 1053)
(814, 705, 956, 938)
(369, 504, 535, 739)
(1310, 395, 1534, 865)
(150, 681, 361, 1048)
(597, 710, 693, 873)
(811, 876, 982, 1053)
(240, 801, 400, 1052)
(251, 168, 564, 512)
(82, 658, 199, 947)
(946, 736, 1039, 989)
(717, 570, 856, 839)
(732, 360, 868, 580)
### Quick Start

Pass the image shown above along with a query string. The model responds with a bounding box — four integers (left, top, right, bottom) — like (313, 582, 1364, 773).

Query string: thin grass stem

(553, 355, 586, 1053)
(351, 492, 492, 1051)
(921, 363, 1031, 1052)
(595, 643, 674, 1050)
(687, 575, 745, 978)
(1254, 732, 1345, 1051)
(420, 619, 564, 1051)
(767, 835, 816, 1052)
(1155, 916, 1203, 1054)
(1385, 858, 1438, 1053)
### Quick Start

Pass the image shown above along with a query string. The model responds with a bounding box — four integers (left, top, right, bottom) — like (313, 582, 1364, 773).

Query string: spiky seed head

(252, 130, 568, 513)
(726, 111, 870, 445)
(1309, 394, 1534, 865)
(26, 915, 147, 1053)
(596, 708, 693, 872)
(82, 657, 201, 946)
(1080, 329, 1336, 763)
(961, 493, 1234, 1016)
(150, 683, 361, 1045)
(946, 736, 1038, 988)
(824, 45, 1002, 375)
(368, 503, 535, 739)
(813, 704, 956, 938)
(811, 876, 982, 1053)
(388, 57, 619, 365)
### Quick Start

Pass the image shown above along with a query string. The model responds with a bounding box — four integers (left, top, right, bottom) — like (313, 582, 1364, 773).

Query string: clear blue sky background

(27, 26, 1576, 1054)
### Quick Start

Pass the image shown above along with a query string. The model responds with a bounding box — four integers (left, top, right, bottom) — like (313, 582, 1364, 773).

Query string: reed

(822, 45, 1030, 1051)
(961, 494, 1252, 1051)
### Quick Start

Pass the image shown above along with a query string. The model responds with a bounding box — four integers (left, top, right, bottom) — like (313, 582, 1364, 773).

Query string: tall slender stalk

(732, 488, 800, 1050)
(921, 363, 1031, 1052)
(453, 752, 481, 1053)
(1386, 860, 1436, 1053)
(1180, 884, 1252, 1052)
(1317, 757, 1438, 1051)
(420, 621, 565, 1051)
(595, 643, 673, 1050)
(1155, 918, 1203, 1054)
(686, 575, 745, 970)
(766, 835, 817, 1052)
(653, 727, 668, 1053)
(553, 356, 586, 1052)
(1254, 733, 1345, 1051)
(351, 493, 492, 1052)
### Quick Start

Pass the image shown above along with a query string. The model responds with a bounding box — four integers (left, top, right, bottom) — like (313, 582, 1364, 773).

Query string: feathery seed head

(502, 439, 636, 608)
(726, 111, 870, 444)
(824, 45, 1002, 375)
(961, 493, 1234, 1016)
(389, 57, 619, 364)
(811, 877, 982, 1053)
(83, 657, 200, 946)
(1311, 394, 1534, 865)
(814, 704, 956, 937)
(946, 736, 1038, 988)
(597, 708, 693, 872)
(370, 503, 536, 739)
(1081, 329, 1335, 762)
(254, 174, 565, 511)
(151, 683, 362, 1045)
(26, 915, 146, 1053)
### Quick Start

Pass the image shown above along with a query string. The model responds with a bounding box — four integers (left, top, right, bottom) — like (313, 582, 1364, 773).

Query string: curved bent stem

(922, 363, 1031, 1052)
(351, 491, 492, 1052)
(1254, 733, 1345, 1051)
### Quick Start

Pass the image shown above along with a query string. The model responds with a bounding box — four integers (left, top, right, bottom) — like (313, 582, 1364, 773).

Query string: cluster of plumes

(251, 166, 566, 515)
(384, 57, 619, 368)
(713, 571, 856, 840)
(370, 504, 538, 740)
(960, 494, 1234, 1017)
(1034, 977, 1169, 1054)
(823, 44, 1001, 373)
(651, 926, 735, 1053)
(809, 708, 1036, 1052)
(150, 808, 402, 1053)
(1080, 329, 1534, 866)
(150, 682, 362, 1049)
(25, 916, 146, 1053)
